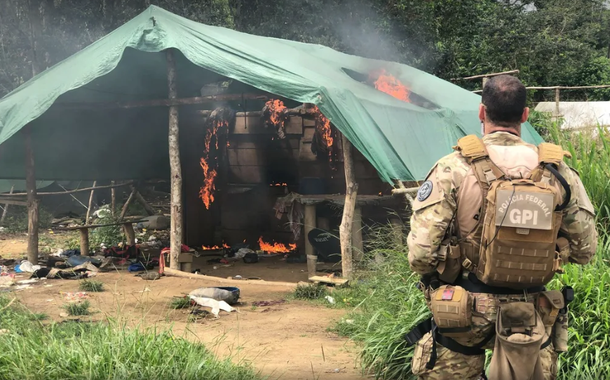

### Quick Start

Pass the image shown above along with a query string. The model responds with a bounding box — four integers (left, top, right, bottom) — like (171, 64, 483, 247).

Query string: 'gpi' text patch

(495, 190, 554, 230)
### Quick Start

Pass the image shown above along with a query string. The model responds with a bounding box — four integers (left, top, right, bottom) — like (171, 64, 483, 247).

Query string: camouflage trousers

(411, 292, 558, 380)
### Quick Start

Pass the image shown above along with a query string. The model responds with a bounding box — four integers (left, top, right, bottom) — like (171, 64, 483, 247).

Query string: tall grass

(329, 121, 610, 379)
(0, 297, 262, 380)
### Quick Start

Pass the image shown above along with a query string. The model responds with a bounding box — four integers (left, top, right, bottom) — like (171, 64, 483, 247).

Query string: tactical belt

(455, 272, 545, 295)
(405, 318, 553, 370)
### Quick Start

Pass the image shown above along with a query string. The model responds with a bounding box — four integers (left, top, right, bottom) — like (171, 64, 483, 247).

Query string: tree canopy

(1, 0, 610, 101)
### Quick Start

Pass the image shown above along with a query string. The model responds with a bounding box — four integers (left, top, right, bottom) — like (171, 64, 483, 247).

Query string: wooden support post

(24, 126, 39, 264)
(111, 181, 116, 217)
(304, 204, 316, 258)
(352, 206, 363, 262)
(123, 223, 136, 246)
(339, 134, 358, 279)
(85, 180, 97, 225)
(555, 88, 561, 118)
(79, 228, 89, 256)
(167, 49, 183, 270)
(1, 185, 14, 224)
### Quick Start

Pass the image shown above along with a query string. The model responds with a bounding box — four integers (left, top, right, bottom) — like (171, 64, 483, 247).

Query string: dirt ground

(11, 269, 366, 380)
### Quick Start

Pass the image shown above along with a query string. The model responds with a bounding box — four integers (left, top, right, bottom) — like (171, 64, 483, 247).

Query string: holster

(488, 302, 546, 380)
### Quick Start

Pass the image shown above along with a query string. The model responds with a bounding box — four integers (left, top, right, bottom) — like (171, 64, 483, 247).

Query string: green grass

(79, 279, 105, 292)
(62, 301, 91, 316)
(293, 283, 329, 300)
(321, 122, 610, 379)
(0, 297, 262, 380)
(169, 296, 192, 309)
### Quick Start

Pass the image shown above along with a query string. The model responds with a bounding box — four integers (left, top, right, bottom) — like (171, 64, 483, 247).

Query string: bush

(0, 297, 262, 380)
(293, 283, 328, 300)
(2, 205, 53, 233)
(62, 301, 91, 316)
(79, 280, 104, 292)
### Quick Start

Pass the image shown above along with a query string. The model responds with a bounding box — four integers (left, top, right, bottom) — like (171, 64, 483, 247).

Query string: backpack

(454, 135, 570, 289)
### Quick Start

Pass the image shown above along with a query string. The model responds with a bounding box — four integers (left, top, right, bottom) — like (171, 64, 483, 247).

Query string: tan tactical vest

(453, 135, 568, 289)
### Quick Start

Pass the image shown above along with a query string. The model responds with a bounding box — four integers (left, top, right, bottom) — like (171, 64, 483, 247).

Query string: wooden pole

(555, 88, 561, 118)
(79, 228, 89, 256)
(339, 134, 358, 279)
(352, 206, 363, 262)
(134, 189, 156, 216)
(4, 181, 134, 197)
(111, 180, 116, 217)
(24, 126, 39, 264)
(119, 186, 137, 221)
(85, 180, 97, 225)
(1, 185, 14, 224)
(167, 49, 183, 270)
(451, 70, 520, 81)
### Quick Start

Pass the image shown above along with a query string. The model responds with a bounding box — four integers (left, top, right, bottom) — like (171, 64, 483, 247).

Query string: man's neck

(484, 124, 521, 137)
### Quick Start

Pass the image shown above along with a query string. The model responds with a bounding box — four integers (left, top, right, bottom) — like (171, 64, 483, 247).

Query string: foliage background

(2, 0, 610, 100)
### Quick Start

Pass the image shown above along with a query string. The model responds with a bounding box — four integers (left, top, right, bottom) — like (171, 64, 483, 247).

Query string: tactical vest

(452, 135, 569, 289)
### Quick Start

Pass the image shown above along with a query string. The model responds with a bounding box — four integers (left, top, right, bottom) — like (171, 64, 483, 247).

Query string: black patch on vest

(417, 181, 433, 202)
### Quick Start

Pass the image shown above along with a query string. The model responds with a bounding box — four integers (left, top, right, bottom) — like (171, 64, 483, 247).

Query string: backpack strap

(454, 135, 504, 187)
(532, 142, 570, 185)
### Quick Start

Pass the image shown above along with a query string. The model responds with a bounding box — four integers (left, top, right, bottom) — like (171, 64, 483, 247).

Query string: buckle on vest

(483, 169, 496, 184)
(462, 258, 475, 272)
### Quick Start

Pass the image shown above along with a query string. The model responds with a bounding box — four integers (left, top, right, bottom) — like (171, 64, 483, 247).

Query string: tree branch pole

(24, 126, 39, 264)
(167, 49, 183, 270)
(339, 133, 358, 279)
(111, 181, 116, 217)
(4, 181, 134, 197)
(85, 180, 97, 225)
(1, 185, 14, 224)
(451, 70, 520, 81)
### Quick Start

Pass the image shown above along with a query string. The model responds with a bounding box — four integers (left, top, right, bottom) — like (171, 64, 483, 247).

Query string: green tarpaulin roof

(0, 5, 542, 183)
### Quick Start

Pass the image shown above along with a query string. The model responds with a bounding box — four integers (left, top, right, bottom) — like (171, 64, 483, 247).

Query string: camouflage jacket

(407, 131, 598, 275)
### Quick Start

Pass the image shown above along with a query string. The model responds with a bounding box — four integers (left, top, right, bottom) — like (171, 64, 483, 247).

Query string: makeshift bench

(57, 219, 146, 255)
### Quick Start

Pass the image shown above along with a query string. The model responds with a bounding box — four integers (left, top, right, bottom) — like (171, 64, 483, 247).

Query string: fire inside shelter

(0, 6, 543, 282)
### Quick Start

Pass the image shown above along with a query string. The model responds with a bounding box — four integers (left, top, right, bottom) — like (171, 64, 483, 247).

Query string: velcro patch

(441, 288, 454, 300)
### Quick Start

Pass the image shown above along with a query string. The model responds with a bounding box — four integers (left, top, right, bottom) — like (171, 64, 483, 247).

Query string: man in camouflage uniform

(407, 75, 597, 380)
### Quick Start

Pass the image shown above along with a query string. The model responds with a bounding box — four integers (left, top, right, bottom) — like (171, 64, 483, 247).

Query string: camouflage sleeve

(407, 154, 461, 275)
(558, 164, 597, 265)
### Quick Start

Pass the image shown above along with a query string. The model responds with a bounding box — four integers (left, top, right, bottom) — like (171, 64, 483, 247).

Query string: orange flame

(372, 69, 410, 102)
(199, 119, 228, 209)
(265, 99, 287, 126)
(202, 243, 231, 250)
(311, 106, 334, 165)
(258, 237, 297, 254)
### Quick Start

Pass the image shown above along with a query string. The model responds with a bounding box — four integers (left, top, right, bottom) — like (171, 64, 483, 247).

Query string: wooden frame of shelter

(11, 48, 382, 280)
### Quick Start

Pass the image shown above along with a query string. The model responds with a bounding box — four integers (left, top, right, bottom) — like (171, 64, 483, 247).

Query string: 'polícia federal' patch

(417, 181, 433, 202)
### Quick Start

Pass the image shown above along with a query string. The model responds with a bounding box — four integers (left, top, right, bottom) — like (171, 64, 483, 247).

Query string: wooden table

(57, 219, 146, 255)
(276, 193, 397, 261)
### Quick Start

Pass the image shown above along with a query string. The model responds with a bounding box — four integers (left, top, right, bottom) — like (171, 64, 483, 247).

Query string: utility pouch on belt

(552, 286, 574, 353)
(488, 302, 546, 380)
(537, 290, 564, 327)
(429, 285, 471, 338)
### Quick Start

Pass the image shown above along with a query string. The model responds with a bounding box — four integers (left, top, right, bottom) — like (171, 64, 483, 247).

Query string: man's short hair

(481, 75, 526, 127)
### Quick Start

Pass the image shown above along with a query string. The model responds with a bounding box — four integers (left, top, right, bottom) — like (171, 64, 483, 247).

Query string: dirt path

(14, 271, 365, 380)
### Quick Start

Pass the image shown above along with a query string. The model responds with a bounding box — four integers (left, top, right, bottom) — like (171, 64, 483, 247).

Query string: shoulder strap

(454, 135, 504, 186)
(454, 135, 488, 163)
(537, 142, 566, 166)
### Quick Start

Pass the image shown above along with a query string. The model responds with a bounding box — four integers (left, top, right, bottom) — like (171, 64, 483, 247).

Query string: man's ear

(479, 104, 485, 122)
(521, 107, 530, 123)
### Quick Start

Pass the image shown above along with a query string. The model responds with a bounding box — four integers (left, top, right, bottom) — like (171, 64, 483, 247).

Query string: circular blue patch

(417, 181, 433, 202)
